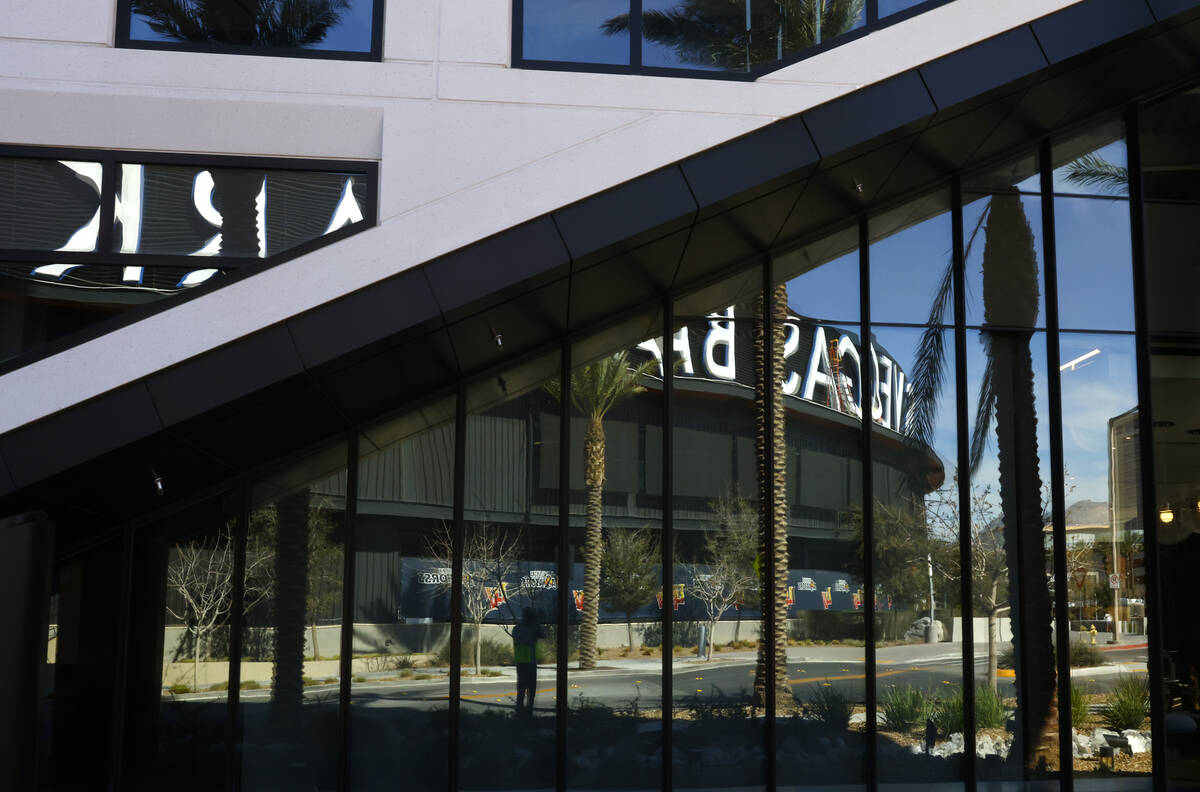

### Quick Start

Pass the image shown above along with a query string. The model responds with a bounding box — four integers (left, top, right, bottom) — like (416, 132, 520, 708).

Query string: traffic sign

(1109, 573, 1120, 589)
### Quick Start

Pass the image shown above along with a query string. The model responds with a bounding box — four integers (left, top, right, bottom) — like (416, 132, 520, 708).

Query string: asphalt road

(343, 642, 1149, 714)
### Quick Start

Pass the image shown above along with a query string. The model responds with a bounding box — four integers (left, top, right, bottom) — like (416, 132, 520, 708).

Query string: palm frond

(1060, 153, 1128, 196)
(968, 340, 996, 474)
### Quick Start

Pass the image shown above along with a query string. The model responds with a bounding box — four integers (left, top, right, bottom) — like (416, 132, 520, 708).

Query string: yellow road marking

(458, 686, 556, 701)
(788, 667, 932, 686)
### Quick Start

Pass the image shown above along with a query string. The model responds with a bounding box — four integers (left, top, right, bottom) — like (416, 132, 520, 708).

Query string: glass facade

(121, 0, 382, 58)
(516, 0, 950, 78)
(38, 78, 1200, 792)
(0, 151, 374, 367)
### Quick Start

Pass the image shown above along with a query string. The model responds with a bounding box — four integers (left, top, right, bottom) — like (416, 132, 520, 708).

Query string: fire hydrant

(1090, 625, 1098, 645)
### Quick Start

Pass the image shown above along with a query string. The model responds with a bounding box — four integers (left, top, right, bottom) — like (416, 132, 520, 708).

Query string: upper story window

(117, 0, 384, 60)
(0, 150, 376, 368)
(515, 0, 951, 78)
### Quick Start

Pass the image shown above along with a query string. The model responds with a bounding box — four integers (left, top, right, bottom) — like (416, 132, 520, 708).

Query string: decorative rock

(1122, 730, 1151, 754)
(905, 617, 945, 642)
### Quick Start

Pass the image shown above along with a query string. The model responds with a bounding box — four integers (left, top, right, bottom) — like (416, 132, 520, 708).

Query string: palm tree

(547, 352, 658, 670)
(752, 285, 791, 709)
(905, 191, 1055, 771)
(602, 0, 864, 71)
(130, 0, 350, 48)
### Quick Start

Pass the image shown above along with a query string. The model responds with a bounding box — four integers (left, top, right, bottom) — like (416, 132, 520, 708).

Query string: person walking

(513, 608, 545, 718)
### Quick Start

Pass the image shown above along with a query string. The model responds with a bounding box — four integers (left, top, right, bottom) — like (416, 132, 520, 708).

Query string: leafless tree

(687, 508, 758, 661)
(427, 521, 528, 675)
(166, 523, 273, 691)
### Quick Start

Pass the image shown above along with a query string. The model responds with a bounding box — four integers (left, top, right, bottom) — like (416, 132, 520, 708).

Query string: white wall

(0, 0, 1086, 435)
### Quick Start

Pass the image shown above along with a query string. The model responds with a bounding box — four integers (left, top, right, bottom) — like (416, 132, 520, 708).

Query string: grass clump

(1071, 684, 1090, 727)
(1070, 642, 1104, 668)
(352, 675, 367, 683)
(880, 685, 926, 732)
(168, 683, 191, 695)
(1101, 675, 1148, 731)
(239, 679, 262, 691)
(804, 685, 852, 730)
(932, 685, 1005, 733)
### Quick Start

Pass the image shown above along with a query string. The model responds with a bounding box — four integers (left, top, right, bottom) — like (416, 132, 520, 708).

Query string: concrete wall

(952, 616, 1014, 644)
(0, 0, 1089, 434)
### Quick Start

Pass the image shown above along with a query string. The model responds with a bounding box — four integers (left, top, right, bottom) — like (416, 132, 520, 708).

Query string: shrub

(351, 675, 367, 683)
(1101, 675, 1148, 731)
(324, 677, 337, 684)
(239, 679, 262, 690)
(1071, 684, 1090, 727)
(395, 654, 416, 670)
(932, 685, 1005, 733)
(168, 683, 191, 695)
(997, 647, 1014, 670)
(1069, 643, 1104, 668)
(880, 685, 926, 732)
(804, 685, 851, 730)
(208, 681, 228, 692)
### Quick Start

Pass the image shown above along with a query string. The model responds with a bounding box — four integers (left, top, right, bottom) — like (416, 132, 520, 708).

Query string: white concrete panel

(438, 0, 510, 66)
(0, 40, 435, 102)
(378, 100, 648, 218)
(0, 0, 115, 46)
(436, 61, 851, 118)
(0, 88, 383, 159)
(763, 0, 1086, 86)
(383, 0, 437, 62)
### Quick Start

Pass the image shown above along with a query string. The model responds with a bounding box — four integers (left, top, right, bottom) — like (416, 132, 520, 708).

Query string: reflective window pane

(127, 0, 378, 54)
(642, 0, 864, 72)
(459, 353, 560, 790)
(1052, 120, 1128, 197)
(523, 0, 631, 64)
(1141, 86, 1200, 201)
(775, 258, 867, 790)
(1053, 196, 1134, 332)
(351, 398, 455, 791)
(564, 312, 664, 791)
(879, 0, 927, 16)
(1151, 341, 1200, 788)
(870, 326, 964, 786)
(239, 445, 347, 791)
(115, 163, 370, 258)
(132, 496, 238, 790)
(1059, 333, 1149, 787)
(672, 269, 766, 790)
(0, 158, 101, 252)
(869, 190, 953, 326)
(962, 193, 1045, 329)
(963, 150, 1040, 194)
(965, 328, 1054, 785)
(775, 224, 859, 325)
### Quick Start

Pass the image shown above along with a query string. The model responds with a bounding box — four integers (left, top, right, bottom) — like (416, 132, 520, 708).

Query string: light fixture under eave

(1160, 508, 1175, 525)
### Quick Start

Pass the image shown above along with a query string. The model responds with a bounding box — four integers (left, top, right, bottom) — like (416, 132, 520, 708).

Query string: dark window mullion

(1127, 102, 1168, 792)
(952, 175, 978, 791)
(336, 431, 359, 792)
(555, 338, 570, 792)
(860, 215, 878, 792)
(662, 294, 675, 792)
(225, 482, 249, 792)
(630, 0, 643, 69)
(1040, 138, 1074, 790)
(448, 385, 467, 792)
(98, 155, 117, 257)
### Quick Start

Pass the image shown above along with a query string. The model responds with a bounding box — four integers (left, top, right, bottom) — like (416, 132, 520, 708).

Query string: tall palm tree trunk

(992, 332, 1056, 770)
(273, 490, 310, 722)
(580, 417, 605, 670)
(753, 284, 790, 709)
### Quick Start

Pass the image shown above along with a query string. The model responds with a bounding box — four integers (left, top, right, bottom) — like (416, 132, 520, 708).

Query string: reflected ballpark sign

(635, 306, 912, 434)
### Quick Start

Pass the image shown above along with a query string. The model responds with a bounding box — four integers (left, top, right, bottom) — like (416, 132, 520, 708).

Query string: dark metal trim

(555, 337, 570, 792)
(1040, 139, 1075, 792)
(951, 175, 978, 790)
(630, 0, 643, 69)
(661, 294, 674, 792)
(448, 384, 466, 792)
(859, 215, 878, 791)
(225, 483, 249, 792)
(1127, 102, 1169, 792)
(337, 430, 360, 792)
(114, 0, 383, 61)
